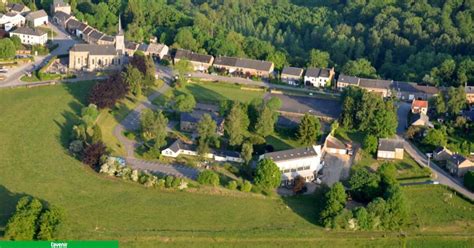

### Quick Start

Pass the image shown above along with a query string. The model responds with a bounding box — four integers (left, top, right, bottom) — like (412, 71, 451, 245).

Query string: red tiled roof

(412, 99, 428, 109)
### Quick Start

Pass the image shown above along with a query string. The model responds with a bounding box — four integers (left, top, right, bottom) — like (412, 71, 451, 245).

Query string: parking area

(270, 93, 341, 119)
(320, 153, 352, 186)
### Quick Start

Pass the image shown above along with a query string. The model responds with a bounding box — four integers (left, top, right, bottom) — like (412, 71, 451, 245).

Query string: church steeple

(115, 14, 125, 54)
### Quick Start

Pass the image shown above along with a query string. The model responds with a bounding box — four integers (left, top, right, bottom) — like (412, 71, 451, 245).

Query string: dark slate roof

(305, 68, 321, 78)
(167, 140, 196, 153)
(378, 138, 404, 152)
(10, 27, 47, 36)
(70, 44, 117, 55)
(392, 81, 439, 95)
(66, 19, 82, 30)
(100, 35, 115, 42)
(359, 78, 392, 89)
(214, 56, 274, 72)
(8, 3, 28, 12)
(466, 86, 474, 94)
(125, 41, 139, 50)
(54, 11, 71, 22)
(434, 146, 451, 155)
(89, 30, 104, 40)
(175, 49, 213, 64)
(83, 26, 94, 35)
(281, 67, 304, 77)
(263, 146, 320, 162)
(26, 10, 48, 20)
(319, 68, 331, 77)
(337, 74, 360, 85)
(180, 110, 223, 125)
(449, 154, 468, 165)
(53, 0, 69, 7)
(212, 149, 241, 158)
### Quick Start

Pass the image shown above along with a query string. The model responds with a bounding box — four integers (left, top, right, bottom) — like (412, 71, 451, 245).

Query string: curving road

(113, 78, 201, 179)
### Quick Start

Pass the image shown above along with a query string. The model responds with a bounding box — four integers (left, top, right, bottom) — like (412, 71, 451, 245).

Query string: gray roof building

(305, 68, 321, 78)
(89, 30, 104, 40)
(167, 140, 197, 153)
(174, 49, 214, 64)
(392, 81, 439, 95)
(180, 110, 223, 125)
(337, 74, 360, 85)
(378, 138, 404, 152)
(7, 3, 29, 13)
(10, 27, 47, 37)
(100, 35, 115, 42)
(359, 78, 393, 89)
(263, 146, 320, 162)
(69, 44, 117, 56)
(214, 56, 274, 72)
(53, 11, 72, 22)
(26, 10, 48, 20)
(281, 67, 304, 77)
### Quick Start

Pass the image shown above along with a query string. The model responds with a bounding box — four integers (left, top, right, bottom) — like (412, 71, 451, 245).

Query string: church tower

(115, 15, 125, 54)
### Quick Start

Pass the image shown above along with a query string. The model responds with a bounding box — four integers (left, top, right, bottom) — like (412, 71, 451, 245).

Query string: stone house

(25, 10, 48, 27)
(281, 66, 303, 85)
(174, 49, 214, 72)
(391, 81, 439, 101)
(213, 56, 274, 78)
(447, 154, 474, 177)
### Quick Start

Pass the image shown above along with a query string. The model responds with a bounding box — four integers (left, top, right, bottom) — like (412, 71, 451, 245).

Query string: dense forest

(14, 0, 474, 86)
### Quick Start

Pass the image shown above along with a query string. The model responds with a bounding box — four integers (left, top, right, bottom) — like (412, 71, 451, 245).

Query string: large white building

(10, 27, 48, 45)
(260, 145, 323, 186)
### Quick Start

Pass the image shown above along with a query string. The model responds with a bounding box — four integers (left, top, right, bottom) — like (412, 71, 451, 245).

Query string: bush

(227, 180, 238, 190)
(254, 159, 281, 189)
(82, 142, 107, 170)
(197, 170, 220, 186)
(165, 176, 174, 188)
(171, 177, 182, 188)
(464, 171, 474, 192)
(238, 180, 252, 192)
(156, 179, 166, 189)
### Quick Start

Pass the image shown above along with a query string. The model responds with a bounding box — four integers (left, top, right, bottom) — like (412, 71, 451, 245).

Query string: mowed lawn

(175, 81, 265, 103)
(0, 84, 473, 247)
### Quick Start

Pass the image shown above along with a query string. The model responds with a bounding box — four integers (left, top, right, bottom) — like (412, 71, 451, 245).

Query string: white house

(260, 145, 323, 186)
(304, 67, 335, 88)
(10, 27, 48, 45)
(324, 135, 352, 155)
(26, 10, 49, 27)
(0, 12, 25, 31)
(161, 140, 244, 163)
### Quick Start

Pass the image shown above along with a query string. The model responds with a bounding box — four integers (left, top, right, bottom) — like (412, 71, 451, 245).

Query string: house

(260, 145, 323, 186)
(324, 135, 352, 155)
(411, 99, 428, 115)
(213, 56, 274, 78)
(174, 49, 214, 72)
(52, 11, 73, 28)
(466, 86, 474, 104)
(137, 43, 169, 59)
(161, 140, 243, 162)
(391, 81, 439, 101)
(86, 29, 104, 44)
(10, 27, 47, 45)
(377, 138, 404, 160)
(25, 10, 49, 27)
(433, 147, 453, 161)
(358, 78, 393, 97)
(336, 74, 360, 90)
(411, 113, 433, 128)
(180, 110, 224, 136)
(304, 67, 335, 88)
(51, 0, 71, 15)
(6, 3, 30, 14)
(447, 154, 474, 177)
(0, 12, 26, 31)
(65, 18, 87, 36)
(281, 66, 303, 85)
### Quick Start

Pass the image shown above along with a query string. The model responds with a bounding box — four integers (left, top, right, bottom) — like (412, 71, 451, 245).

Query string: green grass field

(0, 84, 473, 247)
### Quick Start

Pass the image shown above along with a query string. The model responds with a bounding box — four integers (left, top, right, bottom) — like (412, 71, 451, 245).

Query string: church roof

(70, 44, 117, 56)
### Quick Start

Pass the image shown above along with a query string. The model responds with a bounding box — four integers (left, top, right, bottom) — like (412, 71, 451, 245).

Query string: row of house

(2, 3, 48, 29)
(173, 49, 275, 78)
(337, 74, 440, 100)
(433, 147, 474, 177)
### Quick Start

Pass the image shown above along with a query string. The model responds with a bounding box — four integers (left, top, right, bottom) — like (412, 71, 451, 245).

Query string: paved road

(113, 80, 201, 179)
(0, 20, 78, 88)
(402, 138, 474, 200)
(397, 102, 411, 134)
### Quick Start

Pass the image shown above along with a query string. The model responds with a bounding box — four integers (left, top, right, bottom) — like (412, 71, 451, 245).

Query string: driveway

(320, 153, 351, 186)
(397, 102, 411, 134)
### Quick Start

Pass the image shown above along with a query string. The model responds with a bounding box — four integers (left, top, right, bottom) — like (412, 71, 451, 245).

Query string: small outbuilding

(377, 138, 404, 160)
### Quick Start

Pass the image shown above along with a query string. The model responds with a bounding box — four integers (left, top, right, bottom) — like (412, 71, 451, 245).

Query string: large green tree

(320, 182, 347, 227)
(254, 158, 281, 189)
(342, 59, 378, 78)
(197, 114, 219, 154)
(307, 49, 330, 68)
(174, 93, 196, 112)
(297, 114, 321, 146)
(224, 103, 249, 146)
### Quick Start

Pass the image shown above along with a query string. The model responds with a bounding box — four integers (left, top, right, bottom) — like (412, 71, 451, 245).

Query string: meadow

(0, 83, 472, 247)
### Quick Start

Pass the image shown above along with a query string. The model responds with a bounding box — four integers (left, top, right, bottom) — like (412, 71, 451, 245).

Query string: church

(68, 18, 125, 71)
